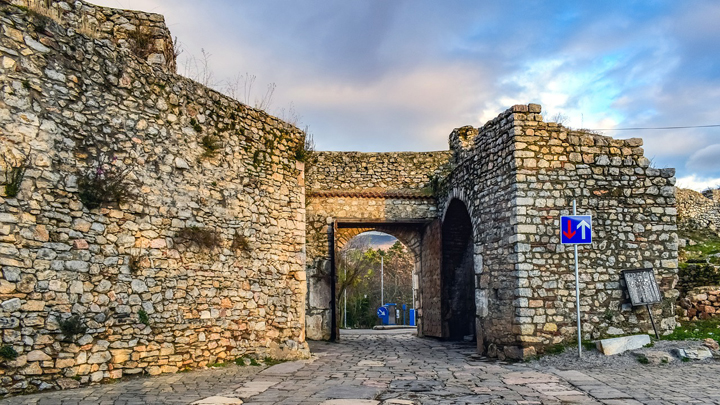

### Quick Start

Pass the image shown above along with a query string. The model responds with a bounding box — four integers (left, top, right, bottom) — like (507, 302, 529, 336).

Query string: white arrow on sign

(577, 220, 591, 239)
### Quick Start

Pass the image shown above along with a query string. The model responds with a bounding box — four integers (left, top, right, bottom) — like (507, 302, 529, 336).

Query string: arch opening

(336, 230, 419, 333)
(441, 199, 476, 341)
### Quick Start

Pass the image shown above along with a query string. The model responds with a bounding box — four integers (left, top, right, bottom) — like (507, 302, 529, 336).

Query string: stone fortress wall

(0, 0, 692, 395)
(676, 188, 720, 233)
(305, 104, 680, 360)
(0, 0, 308, 395)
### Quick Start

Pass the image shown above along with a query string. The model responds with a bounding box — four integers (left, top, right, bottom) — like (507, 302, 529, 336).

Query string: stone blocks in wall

(510, 104, 678, 355)
(436, 104, 678, 359)
(9, 0, 178, 72)
(0, 1, 308, 394)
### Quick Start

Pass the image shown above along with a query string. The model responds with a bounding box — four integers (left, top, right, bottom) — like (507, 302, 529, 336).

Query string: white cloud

(686, 144, 720, 173)
(676, 175, 720, 191)
(89, 0, 720, 182)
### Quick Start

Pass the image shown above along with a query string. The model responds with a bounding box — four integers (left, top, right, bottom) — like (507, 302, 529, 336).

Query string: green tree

(338, 240, 415, 328)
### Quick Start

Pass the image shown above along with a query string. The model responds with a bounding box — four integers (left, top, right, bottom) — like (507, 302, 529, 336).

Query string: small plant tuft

(127, 27, 154, 59)
(545, 343, 565, 355)
(294, 129, 317, 168)
(3, 159, 27, 198)
(263, 357, 284, 366)
(138, 309, 149, 325)
(177, 226, 222, 250)
(0, 345, 18, 360)
(235, 357, 246, 366)
(58, 314, 87, 342)
(581, 340, 596, 351)
(249, 357, 260, 366)
(232, 233, 250, 252)
(636, 355, 649, 364)
(77, 153, 137, 210)
(128, 254, 145, 274)
(190, 118, 203, 133)
(201, 135, 222, 157)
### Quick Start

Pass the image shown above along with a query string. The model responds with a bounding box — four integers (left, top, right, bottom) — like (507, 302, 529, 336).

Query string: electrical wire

(590, 124, 720, 131)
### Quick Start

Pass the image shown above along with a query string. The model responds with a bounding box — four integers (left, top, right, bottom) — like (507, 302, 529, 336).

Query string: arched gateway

(304, 104, 679, 359)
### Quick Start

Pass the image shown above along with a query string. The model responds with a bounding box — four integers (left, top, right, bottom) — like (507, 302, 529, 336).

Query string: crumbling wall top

(9, 0, 177, 72)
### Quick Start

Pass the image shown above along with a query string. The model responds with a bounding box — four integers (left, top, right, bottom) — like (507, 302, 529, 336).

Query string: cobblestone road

(2, 330, 719, 405)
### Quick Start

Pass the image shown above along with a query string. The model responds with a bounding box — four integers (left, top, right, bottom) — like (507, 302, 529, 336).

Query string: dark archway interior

(441, 199, 476, 341)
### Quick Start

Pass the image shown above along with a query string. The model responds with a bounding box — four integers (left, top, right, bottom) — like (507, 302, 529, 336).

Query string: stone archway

(441, 199, 476, 341)
(331, 221, 426, 339)
(336, 229, 418, 331)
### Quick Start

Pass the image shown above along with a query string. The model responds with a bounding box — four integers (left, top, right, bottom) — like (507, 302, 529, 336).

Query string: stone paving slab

(1, 332, 719, 404)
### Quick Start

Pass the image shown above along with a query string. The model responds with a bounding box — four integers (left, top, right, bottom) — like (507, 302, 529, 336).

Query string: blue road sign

(377, 307, 388, 317)
(560, 215, 592, 244)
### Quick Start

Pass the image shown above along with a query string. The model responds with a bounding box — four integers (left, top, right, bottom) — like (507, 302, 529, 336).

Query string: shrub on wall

(231, 232, 250, 252)
(201, 135, 222, 157)
(294, 130, 317, 168)
(177, 226, 222, 250)
(57, 314, 87, 343)
(0, 345, 18, 361)
(77, 154, 137, 209)
(127, 27, 154, 59)
(2, 159, 27, 198)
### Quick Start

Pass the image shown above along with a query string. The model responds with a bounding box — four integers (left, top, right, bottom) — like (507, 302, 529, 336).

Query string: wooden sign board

(622, 268, 662, 306)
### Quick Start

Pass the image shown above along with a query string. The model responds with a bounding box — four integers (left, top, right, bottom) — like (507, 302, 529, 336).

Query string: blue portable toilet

(377, 303, 397, 325)
(385, 303, 397, 325)
(409, 309, 416, 326)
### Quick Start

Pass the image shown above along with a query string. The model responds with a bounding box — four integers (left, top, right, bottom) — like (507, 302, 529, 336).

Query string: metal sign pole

(573, 199, 582, 358)
(381, 256, 384, 306)
(646, 305, 660, 339)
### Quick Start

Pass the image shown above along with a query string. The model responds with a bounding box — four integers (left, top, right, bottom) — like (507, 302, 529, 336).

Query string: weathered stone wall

(308, 151, 452, 192)
(9, 0, 177, 73)
(304, 151, 452, 340)
(676, 188, 720, 233)
(426, 104, 679, 359)
(0, 1, 307, 394)
(510, 104, 678, 356)
(436, 117, 522, 357)
(418, 219, 441, 337)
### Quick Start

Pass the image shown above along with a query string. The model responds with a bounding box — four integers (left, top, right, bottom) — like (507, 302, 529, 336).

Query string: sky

(93, 0, 720, 191)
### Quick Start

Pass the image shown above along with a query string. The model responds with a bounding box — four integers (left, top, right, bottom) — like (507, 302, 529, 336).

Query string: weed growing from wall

(127, 27, 154, 59)
(77, 153, 137, 209)
(231, 232, 250, 252)
(3, 159, 27, 198)
(128, 254, 145, 275)
(190, 118, 202, 133)
(201, 135, 222, 157)
(138, 309, 150, 325)
(58, 314, 87, 343)
(0, 345, 18, 361)
(294, 129, 316, 168)
(177, 226, 222, 250)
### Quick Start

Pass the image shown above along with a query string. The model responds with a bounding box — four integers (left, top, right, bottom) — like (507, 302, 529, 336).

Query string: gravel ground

(525, 339, 720, 370)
